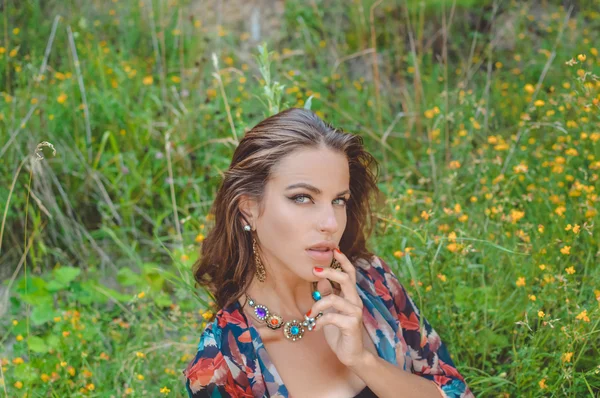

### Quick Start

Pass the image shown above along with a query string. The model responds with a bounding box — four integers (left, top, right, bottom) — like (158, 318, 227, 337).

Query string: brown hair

(193, 108, 385, 322)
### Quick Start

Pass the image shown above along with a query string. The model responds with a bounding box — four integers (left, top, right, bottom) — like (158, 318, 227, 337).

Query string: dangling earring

(245, 224, 266, 283)
(331, 258, 342, 271)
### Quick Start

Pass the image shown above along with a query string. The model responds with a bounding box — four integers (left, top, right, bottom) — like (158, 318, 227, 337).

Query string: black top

(353, 385, 379, 397)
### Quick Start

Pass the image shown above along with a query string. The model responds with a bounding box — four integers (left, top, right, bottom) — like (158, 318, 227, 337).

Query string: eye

(290, 194, 313, 204)
(334, 197, 349, 206)
(289, 194, 349, 206)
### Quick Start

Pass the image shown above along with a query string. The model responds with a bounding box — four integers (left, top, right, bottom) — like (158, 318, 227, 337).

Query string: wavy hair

(193, 108, 385, 321)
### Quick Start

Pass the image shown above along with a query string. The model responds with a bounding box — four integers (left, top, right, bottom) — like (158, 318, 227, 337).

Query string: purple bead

(256, 308, 267, 318)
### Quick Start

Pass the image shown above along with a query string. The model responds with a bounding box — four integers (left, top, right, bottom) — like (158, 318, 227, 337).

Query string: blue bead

(291, 326, 299, 335)
(312, 291, 321, 301)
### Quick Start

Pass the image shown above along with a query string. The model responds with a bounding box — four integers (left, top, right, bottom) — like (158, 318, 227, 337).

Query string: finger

(310, 294, 362, 318)
(333, 248, 357, 284)
(316, 278, 334, 299)
(313, 312, 362, 333)
(313, 266, 361, 306)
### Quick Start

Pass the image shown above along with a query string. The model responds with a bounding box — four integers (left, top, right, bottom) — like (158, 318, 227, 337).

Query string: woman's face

(240, 146, 350, 281)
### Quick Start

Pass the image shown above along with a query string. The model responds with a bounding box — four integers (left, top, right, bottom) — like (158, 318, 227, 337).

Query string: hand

(308, 248, 368, 368)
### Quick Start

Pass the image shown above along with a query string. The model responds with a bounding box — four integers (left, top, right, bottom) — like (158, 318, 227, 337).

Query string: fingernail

(314, 267, 324, 272)
(306, 309, 312, 317)
(334, 248, 341, 253)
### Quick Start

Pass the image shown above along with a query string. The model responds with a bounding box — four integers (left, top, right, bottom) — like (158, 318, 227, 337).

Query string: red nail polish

(314, 267, 324, 272)
(334, 248, 341, 253)
(306, 309, 312, 317)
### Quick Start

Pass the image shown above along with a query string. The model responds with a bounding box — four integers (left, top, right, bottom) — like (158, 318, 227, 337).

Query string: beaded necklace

(244, 281, 324, 342)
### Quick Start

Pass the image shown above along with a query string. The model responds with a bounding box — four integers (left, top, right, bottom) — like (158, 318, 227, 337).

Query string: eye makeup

(287, 193, 349, 205)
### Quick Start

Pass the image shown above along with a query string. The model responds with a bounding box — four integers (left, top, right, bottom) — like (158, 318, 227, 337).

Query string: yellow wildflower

(57, 93, 68, 104)
(577, 54, 586, 62)
(509, 209, 525, 224)
(576, 310, 590, 322)
(565, 266, 575, 275)
(539, 378, 547, 389)
(561, 352, 573, 363)
(528, 294, 536, 301)
(524, 84, 535, 94)
(538, 310, 545, 318)
(143, 76, 153, 85)
(449, 160, 461, 169)
(160, 386, 171, 394)
(516, 277, 526, 287)
(448, 231, 457, 242)
(560, 246, 571, 255)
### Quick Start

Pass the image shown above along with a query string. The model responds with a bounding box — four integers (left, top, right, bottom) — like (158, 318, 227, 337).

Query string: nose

(317, 204, 341, 233)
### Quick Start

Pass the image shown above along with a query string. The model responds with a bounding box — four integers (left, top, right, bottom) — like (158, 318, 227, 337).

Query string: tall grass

(1, 0, 599, 396)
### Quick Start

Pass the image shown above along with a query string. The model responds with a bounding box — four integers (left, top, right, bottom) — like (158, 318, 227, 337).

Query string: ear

(238, 194, 259, 226)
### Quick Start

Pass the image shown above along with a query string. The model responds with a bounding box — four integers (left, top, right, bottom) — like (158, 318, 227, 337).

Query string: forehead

(270, 147, 350, 189)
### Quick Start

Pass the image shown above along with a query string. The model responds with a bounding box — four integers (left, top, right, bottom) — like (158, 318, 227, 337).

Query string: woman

(183, 108, 474, 398)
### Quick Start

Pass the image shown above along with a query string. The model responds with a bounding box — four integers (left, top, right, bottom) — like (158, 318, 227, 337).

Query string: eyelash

(290, 194, 349, 206)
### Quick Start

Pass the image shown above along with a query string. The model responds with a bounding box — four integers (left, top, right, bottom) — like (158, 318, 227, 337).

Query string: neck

(240, 270, 315, 321)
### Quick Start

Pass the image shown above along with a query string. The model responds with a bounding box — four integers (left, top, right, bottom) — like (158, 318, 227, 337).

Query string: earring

(245, 224, 266, 283)
(252, 236, 266, 283)
(330, 258, 343, 271)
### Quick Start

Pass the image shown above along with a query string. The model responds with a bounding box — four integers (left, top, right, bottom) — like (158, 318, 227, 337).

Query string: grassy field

(1, 0, 599, 396)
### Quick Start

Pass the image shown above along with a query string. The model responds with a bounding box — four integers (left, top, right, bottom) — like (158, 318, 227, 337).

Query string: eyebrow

(285, 183, 350, 196)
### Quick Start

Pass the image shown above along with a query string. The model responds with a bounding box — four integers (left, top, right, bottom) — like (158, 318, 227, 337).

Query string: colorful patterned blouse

(183, 255, 475, 397)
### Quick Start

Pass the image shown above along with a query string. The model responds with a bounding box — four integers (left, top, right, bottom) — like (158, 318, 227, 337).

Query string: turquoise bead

(312, 291, 321, 301)
(290, 326, 299, 335)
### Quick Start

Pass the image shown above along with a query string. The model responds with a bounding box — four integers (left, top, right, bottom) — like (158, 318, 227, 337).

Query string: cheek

(263, 201, 303, 240)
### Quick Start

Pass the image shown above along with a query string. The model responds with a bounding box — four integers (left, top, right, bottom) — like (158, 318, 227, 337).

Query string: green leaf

(19, 292, 53, 306)
(13, 363, 38, 382)
(94, 284, 133, 303)
(46, 280, 69, 292)
(141, 263, 165, 292)
(117, 268, 142, 286)
(152, 291, 173, 308)
(47, 334, 61, 349)
(76, 280, 109, 305)
(30, 303, 57, 326)
(53, 266, 81, 285)
(28, 336, 49, 353)
(15, 276, 47, 295)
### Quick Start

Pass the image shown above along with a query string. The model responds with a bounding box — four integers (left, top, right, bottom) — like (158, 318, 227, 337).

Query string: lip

(306, 248, 333, 263)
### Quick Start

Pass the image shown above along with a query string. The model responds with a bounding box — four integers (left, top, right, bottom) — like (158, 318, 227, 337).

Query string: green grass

(1, 0, 599, 396)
